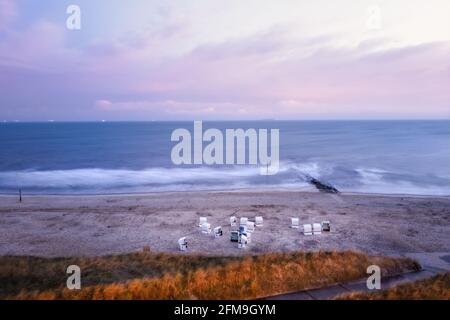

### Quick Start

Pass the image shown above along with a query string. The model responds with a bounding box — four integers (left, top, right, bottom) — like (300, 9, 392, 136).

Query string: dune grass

(0, 252, 241, 298)
(0, 251, 420, 300)
(337, 272, 450, 300)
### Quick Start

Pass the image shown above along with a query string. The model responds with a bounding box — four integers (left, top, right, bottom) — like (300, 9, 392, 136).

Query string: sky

(0, 0, 449, 121)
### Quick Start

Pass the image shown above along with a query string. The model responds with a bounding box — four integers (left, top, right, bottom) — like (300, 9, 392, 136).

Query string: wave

(345, 168, 450, 196)
(0, 164, 311, 194)
(0, 162, 448, 195)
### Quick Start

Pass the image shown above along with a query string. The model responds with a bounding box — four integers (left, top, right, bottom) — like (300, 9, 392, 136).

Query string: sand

(0, 190, 449, 260)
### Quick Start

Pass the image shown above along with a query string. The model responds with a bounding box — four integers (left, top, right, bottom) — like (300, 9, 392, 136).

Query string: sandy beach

(0, 189, 449, 260)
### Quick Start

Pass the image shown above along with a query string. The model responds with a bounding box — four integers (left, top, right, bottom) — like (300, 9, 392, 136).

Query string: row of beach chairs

(291, 218, 331, 235)
(230, 216, 263, 229)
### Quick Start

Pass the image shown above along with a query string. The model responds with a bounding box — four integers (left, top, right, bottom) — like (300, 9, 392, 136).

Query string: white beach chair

(199, 217, 207, 227)
(240, 217, 248, 227)
(238, 234, 248, 249)
(291, 218, 300, 229)
(246, 221, 255, 233)
(255, 216, 263, 227)
(313, 223, 322, 235)
(303, 224, 313, 236)
(321, 220, 331, 232)
(230, 230, 239, 242)
(178, 237, 188, 251)
(214, 226, 223, 238)
(201, 222, 211, 234)
(246, 231, 252, 244)
(230, 216, 237, 227)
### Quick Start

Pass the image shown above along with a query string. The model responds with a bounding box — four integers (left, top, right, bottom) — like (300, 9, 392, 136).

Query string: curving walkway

(264, 252, 450, 300)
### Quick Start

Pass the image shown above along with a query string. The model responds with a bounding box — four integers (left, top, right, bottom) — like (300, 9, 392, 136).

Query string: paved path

(264, 252, 449, 300)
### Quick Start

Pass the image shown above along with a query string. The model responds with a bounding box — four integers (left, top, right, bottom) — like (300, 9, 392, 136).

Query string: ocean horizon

(0, 120, 449, 196)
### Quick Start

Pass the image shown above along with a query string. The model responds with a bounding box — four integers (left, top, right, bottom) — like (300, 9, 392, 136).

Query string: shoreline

(1, 186, 449, 199)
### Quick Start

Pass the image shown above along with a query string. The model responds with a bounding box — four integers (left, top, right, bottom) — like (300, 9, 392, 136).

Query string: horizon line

(1, 119, 449, 123)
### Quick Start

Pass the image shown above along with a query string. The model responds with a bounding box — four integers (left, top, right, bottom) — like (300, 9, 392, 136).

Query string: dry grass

(337, 272, 450, 300)
(1, 251, 420, 300)
(0, 252, 240, 298)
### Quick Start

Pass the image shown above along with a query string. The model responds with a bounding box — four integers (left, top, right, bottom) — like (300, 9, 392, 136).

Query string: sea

(0, 120, 448, 195)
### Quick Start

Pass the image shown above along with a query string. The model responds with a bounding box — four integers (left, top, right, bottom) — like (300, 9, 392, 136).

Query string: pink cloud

(1, 15, 449, 120)
(120, 37, 449, 118)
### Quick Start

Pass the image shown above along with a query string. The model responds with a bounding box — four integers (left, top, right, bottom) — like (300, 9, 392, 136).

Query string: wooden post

(19, 189, 22, 203)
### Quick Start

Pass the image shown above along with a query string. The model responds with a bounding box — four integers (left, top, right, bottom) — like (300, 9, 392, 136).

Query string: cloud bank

(0, 0, 449, 120)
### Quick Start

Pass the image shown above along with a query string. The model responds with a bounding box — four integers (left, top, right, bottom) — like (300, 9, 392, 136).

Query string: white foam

(0, 162, 447, 196)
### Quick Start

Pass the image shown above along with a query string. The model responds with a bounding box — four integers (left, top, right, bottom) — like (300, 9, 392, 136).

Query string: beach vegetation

(0, 251, 419, 300)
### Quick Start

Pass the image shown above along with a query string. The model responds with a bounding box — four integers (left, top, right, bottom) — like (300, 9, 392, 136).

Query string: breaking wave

(0, 162, 448, 195)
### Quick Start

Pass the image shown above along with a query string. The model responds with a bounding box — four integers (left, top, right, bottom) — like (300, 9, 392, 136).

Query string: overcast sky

(0, 0, 449, 121)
